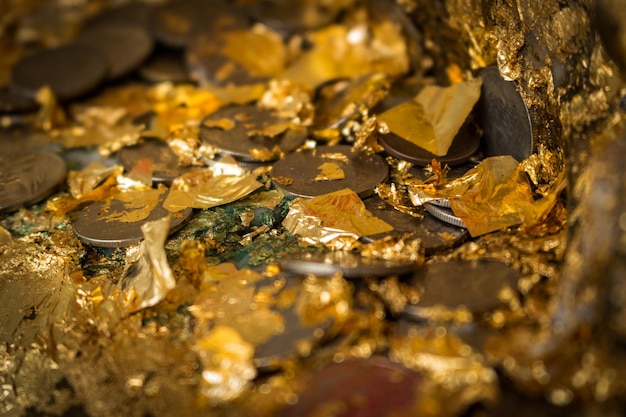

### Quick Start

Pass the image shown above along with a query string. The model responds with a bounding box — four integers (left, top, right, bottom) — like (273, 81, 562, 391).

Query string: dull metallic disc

(139, 48, 190, 83)
(248, 0, 344, 35)
(0, 87, 38, 114)
(149, 0, 248, 48)
(252, 276, 334, 371)
(270, 145, 388, 199)
(362, 195, 467, 254)
(117, 138, 194, 185)
(476, 66, 535, 162)
(379, 120, 481, 167)
(279, 250, 419, 279)
(405, 260, 521, 319)
(11, 44, 108, 102)
(199, 105, 307, 162)
(72, 190, 193, 248)
(423, 203, 467, 229)
(84, 2, 154, 31)
(278, 357, 421, 417)
(74, 25, 154, 79)
(0, 150, 67, 213)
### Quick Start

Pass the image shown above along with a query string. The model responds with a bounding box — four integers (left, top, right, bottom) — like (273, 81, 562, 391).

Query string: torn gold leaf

(282, 188, 394, 245)
(315, 162, 345, 181)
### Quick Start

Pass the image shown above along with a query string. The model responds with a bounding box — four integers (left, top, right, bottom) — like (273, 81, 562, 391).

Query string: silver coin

(0, 150, 67, 213)
(279, 250, 419, 278)
(71, 190, 193, 248)
(199, 105, 307, 162)
(404, 260, 521, 318)
(270, 145, 388, 198)
(423, 203, 467, 228)
(476, 66, 535, 162)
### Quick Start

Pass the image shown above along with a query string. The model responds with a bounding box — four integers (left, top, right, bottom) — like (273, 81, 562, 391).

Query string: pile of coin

(1, 1, 613, 416)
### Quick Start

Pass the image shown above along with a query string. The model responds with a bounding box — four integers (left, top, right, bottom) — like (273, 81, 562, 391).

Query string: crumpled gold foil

(118, 215, 176, 313)
(102, 186, 165, 224)
(163, 169, 263, 211)
(282, 188, 394, 245)
(390, 329, 499, 417)
(67, 161, 120, 199)
(258, 79, 314, 126)
(282, 7, 409, 87)
(378, 79, 482, 156)
(193, 325, 257, 404)
(409, 156, 564, 237)
(356, 233, 423, 263)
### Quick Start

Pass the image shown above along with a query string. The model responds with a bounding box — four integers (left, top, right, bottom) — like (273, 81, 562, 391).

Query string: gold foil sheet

(118, 216, 176, 313)
(163, 170, 263, 211)
(282, 188, 394, 245)
(314, 162, 345, 181)
(102, 186, 165, 224)
(378, 79, 482, 156)
(390, 329, 499, 417)
(67, 161, 120, 199)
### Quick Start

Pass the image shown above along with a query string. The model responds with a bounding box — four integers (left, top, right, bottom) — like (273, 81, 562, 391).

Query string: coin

(270, 145, 388, 198)
(476, 66, 535, 162)
(138, 48, 190, 83)
(0, 150, 67, 213)
(277, 356, 421, 417)
(279, 250, 419, 278)
(252, 276, 334, 371)
(404, 260, 521, 318)
(199, 105, 307, 162)
(0, 87, 38, 114)
(71, 191, 193, 248)
(148, 0, 248, 48)
(378, 120, 481, 166)
(117, 138, 194, 185)
(11, 44, 108, 102)
(362, 195, 467, 254)
(84, 2, 154, 31)
(248, 0, 344, 35)
(423, 202, 467, 228)
(74, 25, 154, 80)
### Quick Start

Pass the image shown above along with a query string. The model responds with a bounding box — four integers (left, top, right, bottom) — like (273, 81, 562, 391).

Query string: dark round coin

(71, 191, 193, 248)
(248, 0, 344, 35)
(270, 145, 388, 198)
(423, 203, 467, 229)
(0, 87, 39, 114)
(405, 260, 521, 318)
(279, 250, 419, 279)
(379, 120, 481, 167)
(0, 150, 67, 213)
(476, 66, 535, 162)
(363, 195, 467, 254)
(199, 105, 307, 162)
(11, 44, 108, 102)
(148, 0, 248, 48)
(74, 25, 154, 79)
(277, 356, 421, 417)
(117, 138, 194, 185)
(84, 2, 154, 31)
(252, 276, 334, 371)
(139, 48, 189, 83)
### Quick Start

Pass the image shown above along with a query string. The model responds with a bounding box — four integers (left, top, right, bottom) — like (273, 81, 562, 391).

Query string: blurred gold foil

(282, 188, 394, 245)
(67, 161, 120, 199)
